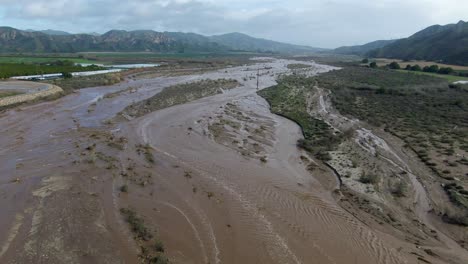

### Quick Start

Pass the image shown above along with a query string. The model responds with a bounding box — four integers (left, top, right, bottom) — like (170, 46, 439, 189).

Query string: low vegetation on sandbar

(120, 208, 168, 263)
(121, 78, 239, 118)
(287, 63, 312, 70)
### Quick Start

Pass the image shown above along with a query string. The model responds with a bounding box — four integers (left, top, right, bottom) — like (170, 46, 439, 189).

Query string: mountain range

(0, 27, 323, 54)
(24, 29, 72, 36)
(332, 40, 398, 56)
(333, 20, 468, 65)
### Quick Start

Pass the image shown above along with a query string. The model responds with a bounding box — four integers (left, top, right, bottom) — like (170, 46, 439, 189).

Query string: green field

(0, 56, 96, 64)
(0, 63, 104, 79)
(396, 69, 468, 82)
(81, 51, 261, 59)
(0, 52, 259, 67)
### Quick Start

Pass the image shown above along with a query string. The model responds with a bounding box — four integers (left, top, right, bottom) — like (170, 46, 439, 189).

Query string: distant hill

(210, 32, 325, 53)
(84, 32, 101, 36)
(333, 39, 398, 56)
(0, 27, 322, 54)
(368, 21, 468, 65)
(24, 29, 71, 35)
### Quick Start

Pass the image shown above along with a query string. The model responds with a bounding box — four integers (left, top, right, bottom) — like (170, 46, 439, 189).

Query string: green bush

(120, 208, 153, 241)
(388, 62, 400, 69)
(391, 181, 407, 197)
(410, 65, 422, 71)
(62, 72, 72, 79)
(359, 172, 379, 184)
(438, 67, 454, 75)
(120, 185, 128, 193)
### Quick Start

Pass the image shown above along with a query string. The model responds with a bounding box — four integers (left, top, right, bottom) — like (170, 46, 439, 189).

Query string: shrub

(120, 185, 128, 193)
(62, 72, 73, 79)
(423, 65, 439, 73)
(154, 241, 165, 252)
(359, 172, 379, 184)
(438, 67, 454, 75)
(388, 62, 400, 69)
(410, 65, 422, 71)
(442, 209, 468, 226)
(391, 181, 407, 197)
(151, 254, 169, 264)
(120, 208, 153, 241)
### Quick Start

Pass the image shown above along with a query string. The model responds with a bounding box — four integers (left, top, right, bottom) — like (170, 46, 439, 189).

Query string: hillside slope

(368, 21, 468, 65)
(0, 27, 321, 54)
(333, 39, 398, 56)
(210, 32, 325, 53)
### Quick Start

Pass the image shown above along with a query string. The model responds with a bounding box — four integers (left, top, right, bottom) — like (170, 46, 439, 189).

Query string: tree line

(361, 59, 468, 77)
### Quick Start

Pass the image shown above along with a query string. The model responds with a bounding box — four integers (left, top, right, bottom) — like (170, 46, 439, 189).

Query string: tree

(388, 61, 401, 69)
(405, 64, 411, 70)
(410, 65, 422, 71)
(423, 65, 439, 73)
(361, 58, 369, 63)
(369, 62, 378, 68)
(62, 72, 72, 79)
(438, 67, 454, 75)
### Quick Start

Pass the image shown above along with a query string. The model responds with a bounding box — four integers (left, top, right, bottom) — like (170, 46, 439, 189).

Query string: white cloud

(0, 0, 466, 47)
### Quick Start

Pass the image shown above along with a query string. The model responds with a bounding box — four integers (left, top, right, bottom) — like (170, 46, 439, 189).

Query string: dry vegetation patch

(121, 78, 239, 118)
(45, 73, 123, 93)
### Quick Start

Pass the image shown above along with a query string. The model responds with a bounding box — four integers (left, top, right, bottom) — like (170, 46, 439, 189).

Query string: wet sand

(0, 58, 464, 263)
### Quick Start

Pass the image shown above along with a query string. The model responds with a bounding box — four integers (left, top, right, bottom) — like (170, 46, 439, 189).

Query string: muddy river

(0, 58, 441, 263)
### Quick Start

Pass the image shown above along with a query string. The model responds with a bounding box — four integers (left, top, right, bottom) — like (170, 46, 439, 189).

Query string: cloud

(0, 0, 467, 48)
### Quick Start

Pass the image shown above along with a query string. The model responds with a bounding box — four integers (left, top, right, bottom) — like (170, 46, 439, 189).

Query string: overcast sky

(0, 0, 466, 48)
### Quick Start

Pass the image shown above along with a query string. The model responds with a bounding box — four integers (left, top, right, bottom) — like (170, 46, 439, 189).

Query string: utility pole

(256, 68, 260, 90)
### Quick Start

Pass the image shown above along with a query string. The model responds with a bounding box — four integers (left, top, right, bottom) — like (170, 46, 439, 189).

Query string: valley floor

(0, 58, 466, 264)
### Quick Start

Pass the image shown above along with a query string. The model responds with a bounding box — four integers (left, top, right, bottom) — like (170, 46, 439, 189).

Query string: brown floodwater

(0, 58, 462, 264)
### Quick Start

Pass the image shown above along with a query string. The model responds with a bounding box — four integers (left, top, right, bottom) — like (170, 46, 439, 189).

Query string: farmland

(0, 62, 104, 79)
(0, 55, 95, 64)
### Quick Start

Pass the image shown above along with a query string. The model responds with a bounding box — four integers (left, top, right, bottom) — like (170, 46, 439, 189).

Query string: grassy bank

(258, 75, 341, 160)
